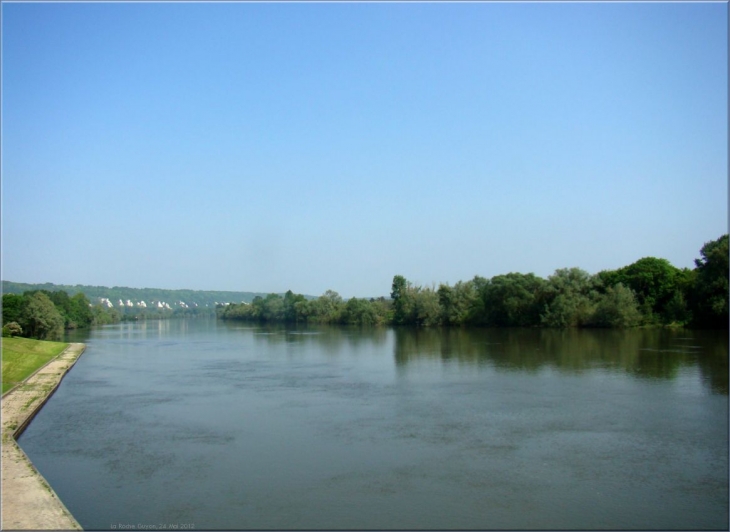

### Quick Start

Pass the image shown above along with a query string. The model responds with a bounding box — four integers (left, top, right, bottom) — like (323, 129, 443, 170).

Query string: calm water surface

(19, 319, 729, 530)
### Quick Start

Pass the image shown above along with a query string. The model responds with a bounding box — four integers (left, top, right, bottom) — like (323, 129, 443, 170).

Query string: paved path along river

(1, 342, 85, 530)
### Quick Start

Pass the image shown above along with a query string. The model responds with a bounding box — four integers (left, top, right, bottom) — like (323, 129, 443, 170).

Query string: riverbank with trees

(2, 290, 120, 341)
(1, 287, 222, 341)
(219, 235, 728, 329)
(0, 282, 294, 334)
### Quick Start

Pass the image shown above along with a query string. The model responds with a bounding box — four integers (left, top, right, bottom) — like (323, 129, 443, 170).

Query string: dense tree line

(218, 290, 391, 326)
(219, 235, 728, 329)
(2, 290, 121, 340)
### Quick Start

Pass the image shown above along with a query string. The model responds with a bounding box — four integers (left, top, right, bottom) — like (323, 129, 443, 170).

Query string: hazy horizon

(2, 2, 727, 299)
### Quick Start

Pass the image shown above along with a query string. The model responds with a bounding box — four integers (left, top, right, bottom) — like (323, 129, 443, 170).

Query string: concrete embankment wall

(1, 342, 86, 530)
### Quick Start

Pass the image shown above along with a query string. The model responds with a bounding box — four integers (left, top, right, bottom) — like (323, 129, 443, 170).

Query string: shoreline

(1, 342, 86, 530)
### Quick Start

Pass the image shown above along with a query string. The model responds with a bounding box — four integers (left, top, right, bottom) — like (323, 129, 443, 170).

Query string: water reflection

(65, 318, 231, 345)
(221, 321, 390, 353)
(68, 320, 728, 394)
(392, 327, 728, 393)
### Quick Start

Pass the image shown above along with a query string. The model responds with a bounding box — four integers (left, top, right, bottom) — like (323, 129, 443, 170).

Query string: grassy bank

(1, 337, 68, 394)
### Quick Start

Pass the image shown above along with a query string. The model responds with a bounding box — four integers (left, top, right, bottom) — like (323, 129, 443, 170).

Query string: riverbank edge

(1, 342, 86, 530)
(2, 339, 71, 400)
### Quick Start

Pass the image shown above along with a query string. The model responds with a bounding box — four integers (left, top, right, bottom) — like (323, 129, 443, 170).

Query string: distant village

(97, 298, 247, 309)
(1, 280, 269, 317)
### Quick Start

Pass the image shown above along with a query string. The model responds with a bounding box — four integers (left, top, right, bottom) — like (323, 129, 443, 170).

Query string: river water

(18, 319, 728, 530)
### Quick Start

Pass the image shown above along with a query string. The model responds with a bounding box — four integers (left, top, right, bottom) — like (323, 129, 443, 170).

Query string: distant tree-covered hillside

(1, 281, 311, 310)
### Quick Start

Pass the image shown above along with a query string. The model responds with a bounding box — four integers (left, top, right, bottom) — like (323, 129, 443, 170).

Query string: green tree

(368, 297, 392, 325)
(591, 283, 641, 328)
(691, 234, 729, 328)
(15, 290, 95, 330)
(261, 294, 285, 322)
(663, 290, 691, 325)
(412, 287, 441, 327)
(312, 290, 344, 323)
(540, 268, 597, 328)
(293, 299, 313, 322)
(218, 302, 253, 320)
(283, 290, 307, 322)
(47, 290, 73, 326)
(342, 298, 380, 325)
(390, 276, 439, 326)
(438, 280, 477, 326)
(390, 275, 412, 325)
(2, 293, 26, 325)
(2, 322, 23, 337)
(477, 273, 545, 327)
(601, 257, 682, 324)
(69, 292, 94, 328)
(21, 292, 65, 340)
(249, 296, 265, 320)
(466, 276, 490, 325)
(90, 304, 121, 325)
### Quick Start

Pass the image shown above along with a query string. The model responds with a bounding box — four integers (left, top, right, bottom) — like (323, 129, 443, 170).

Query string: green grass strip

(1, 337, 69, 394)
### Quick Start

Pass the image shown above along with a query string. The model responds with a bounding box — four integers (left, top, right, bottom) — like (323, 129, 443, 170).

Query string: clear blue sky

(1, 2, 727, 298)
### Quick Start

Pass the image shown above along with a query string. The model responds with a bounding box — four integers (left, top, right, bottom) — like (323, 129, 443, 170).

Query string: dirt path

(2, 342, 86, 530)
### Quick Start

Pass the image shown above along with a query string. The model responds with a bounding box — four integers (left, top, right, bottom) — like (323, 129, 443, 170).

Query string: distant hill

(1, 281, 313, 309)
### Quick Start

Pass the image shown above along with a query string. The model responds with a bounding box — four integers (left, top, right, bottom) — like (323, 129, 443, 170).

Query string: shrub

(2, 322, 23, 337)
